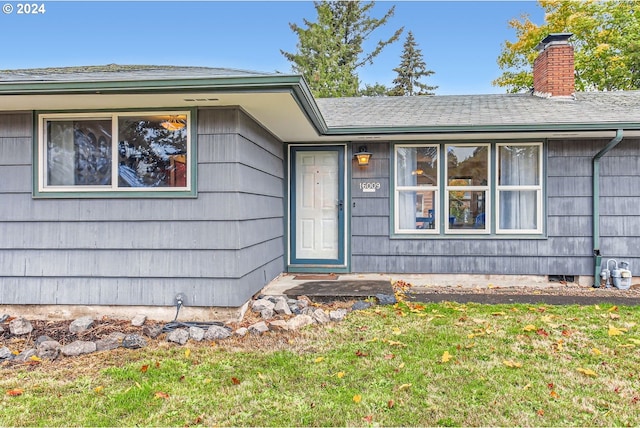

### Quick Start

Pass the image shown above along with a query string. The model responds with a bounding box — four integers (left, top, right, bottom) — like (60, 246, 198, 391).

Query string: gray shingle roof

(316, 92, 640, 129)
(0, 64, 278, 82)
(2, 64, 639, 130)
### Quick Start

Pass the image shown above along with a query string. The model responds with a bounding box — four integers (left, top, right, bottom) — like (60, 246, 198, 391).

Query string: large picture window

(38, 112, 192, 195)
(393, 142, 543, 236)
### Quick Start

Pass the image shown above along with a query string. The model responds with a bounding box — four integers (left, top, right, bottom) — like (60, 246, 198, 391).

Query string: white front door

(291, 147, 344, 264)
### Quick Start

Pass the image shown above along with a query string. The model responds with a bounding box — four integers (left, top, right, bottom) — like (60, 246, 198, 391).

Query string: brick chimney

(533, 33, 574, 98)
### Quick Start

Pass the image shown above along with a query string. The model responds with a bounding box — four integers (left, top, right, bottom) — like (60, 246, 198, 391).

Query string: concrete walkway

(261, 273, 640, 306)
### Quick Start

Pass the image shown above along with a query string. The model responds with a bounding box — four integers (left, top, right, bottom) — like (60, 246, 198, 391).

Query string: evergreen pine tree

(281, 1, 403, 98)
(389, 31, 437, 96)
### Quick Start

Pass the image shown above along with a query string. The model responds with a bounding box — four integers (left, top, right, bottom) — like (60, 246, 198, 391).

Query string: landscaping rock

(287, 314, 314, 330)
(69, 316, 94, 333)
(131, 314, 147, 327)
(204, 325, 232, 341)
(329, 309, 348, 322)
(252, 298, 275, 313)
(260, 308, 275, 319)
(96, 333, 124, 352)
(143, 325, 163, 339)
(9, 317, 33, 335)
(15, 348, 37, 362)
(0, 346, 14, 360)
(35, 335, 56, 346)
(268, 319, 289, 331)
(311, 308, 331, 324)
(189, 326, 205, 342)
(351, 301, 372, 311)
(167, 328, 190, 345)
(376, 293, 397, 305)
(61, 341, 96, 357)
(274, 296, 292, 315)
(36, 340, 61, 360)
(122, 334, 146, 349)
(234, 327, 248, 337)
(249, 321, 269, 335)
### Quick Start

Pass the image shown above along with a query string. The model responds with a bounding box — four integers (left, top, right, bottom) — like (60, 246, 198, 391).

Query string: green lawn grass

(2, 301, 640, 426)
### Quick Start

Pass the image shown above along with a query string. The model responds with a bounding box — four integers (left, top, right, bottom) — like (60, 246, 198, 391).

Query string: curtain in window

(397, 148, 417, 229)
(499, 146, 539, 230)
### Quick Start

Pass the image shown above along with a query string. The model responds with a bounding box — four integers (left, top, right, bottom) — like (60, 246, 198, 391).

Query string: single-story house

(2, 33, 640, 312)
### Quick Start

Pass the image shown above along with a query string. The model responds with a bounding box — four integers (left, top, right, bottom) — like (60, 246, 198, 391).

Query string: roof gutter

(592, 129, 624, 285)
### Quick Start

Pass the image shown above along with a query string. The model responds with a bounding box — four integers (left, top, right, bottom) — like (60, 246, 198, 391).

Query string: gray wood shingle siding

(0, 108, 284, 307)
(350, 138, 640, 278)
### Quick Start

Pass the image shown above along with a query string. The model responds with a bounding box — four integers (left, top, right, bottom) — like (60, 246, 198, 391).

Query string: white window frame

(495, 142, 543, 234)
(38, 111, 192, 194)
(444, 143, 491, 235)
(394, 144, 440, 234)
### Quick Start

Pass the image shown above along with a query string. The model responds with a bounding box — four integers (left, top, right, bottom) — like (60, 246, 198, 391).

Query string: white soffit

(0, 91, 323, 142)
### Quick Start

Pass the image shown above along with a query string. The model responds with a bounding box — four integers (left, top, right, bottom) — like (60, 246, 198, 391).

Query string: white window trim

(38, 111, 192, 193)
(444, 143, 491, 235)
(394, 144, 440, 234)
(495, 142, 543, 235)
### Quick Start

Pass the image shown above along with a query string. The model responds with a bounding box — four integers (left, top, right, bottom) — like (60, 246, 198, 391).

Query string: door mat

(293, 273, 339, 280)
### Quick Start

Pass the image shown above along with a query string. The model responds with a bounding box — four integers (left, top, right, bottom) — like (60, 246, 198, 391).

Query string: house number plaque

(359, 182, 381, 193)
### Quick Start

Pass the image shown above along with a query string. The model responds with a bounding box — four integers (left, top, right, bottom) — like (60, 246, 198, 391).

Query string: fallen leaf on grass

(577, 368, 598, 377)
(94, 386, 104, 394)
(140, 364, 149, 373)
(6, 389, 23, 396)
(355, 350, 368, 357)
(185, 348, 191, 358)
(537, 409, 545, 417)
(384, 354, 395, 360)
(154, 391, 170, 399)
(397, 383, 412, 391)
(591, 348, 602, 356)
(609, 325, 627, 336)
(523, 324, 537, 332)
(362, 415, 373, 423)
(392, 327, 402, 335)
(550, 390, 559, 399)
(314, 356, 325, 363)
(387, 399, 395, 409)
(231, 377, 241, 385)
(523, 383, 532, 390)
(536, 328, 549, 337)
(503, 360, 523, 368)
(441, 351, 453, 363)
(353, 394, 362, 403)
(336, 372, 345, 379)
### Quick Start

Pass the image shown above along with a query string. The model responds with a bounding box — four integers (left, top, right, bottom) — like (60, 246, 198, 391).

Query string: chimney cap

(536, 33, 573, 51)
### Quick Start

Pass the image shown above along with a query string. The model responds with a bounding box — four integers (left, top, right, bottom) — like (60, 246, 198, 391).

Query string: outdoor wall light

(354, 146, 372, 166)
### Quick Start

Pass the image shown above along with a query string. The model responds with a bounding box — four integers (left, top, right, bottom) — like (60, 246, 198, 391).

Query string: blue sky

(0, 1, 544, 95)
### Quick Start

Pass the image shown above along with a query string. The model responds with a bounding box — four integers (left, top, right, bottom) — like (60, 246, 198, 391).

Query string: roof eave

(0, 74, 329, 136)
(324, 122, 640, 135)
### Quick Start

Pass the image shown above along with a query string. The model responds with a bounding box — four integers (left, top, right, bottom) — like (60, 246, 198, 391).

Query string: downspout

(592, 129, 624, 286)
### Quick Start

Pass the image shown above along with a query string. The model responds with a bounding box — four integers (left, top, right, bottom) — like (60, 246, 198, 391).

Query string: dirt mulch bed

(407, 282, 640, 305)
